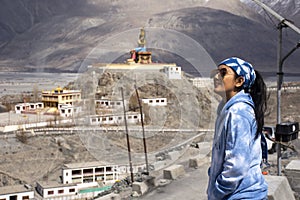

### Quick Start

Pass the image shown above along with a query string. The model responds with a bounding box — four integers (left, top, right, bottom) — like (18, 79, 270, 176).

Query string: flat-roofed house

(142, 98, 167, 106)
(0, 185, 34, 200)
(62, 161, 119, 186)
(36, 181, 77, 199)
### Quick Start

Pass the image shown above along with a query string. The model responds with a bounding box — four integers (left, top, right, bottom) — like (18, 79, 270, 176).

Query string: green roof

(79, 185, 111, 194)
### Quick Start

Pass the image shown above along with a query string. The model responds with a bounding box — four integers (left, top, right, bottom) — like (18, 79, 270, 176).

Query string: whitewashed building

(62, 161, 119, 185)
(142, 98, 167, 106)
(58, 104, 81, 118)
(36, 181, 111, 200)
(89, 112, 142, 126)
(95, 99, 125, 109)
(0, 185, 34, 200)
(164, 66, 181, 79)
(15, 102, 44, 114)
(36, 182, 77, 199)
(190, 77, 213, 88)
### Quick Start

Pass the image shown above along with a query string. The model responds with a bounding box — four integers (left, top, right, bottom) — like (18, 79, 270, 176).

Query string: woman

(207, 57, 268, 200)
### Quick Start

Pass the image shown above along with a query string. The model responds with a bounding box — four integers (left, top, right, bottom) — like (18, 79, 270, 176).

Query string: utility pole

(251, 0, 300, 175)
(135, 85, 149, 175)
(121, 87, 134, 184)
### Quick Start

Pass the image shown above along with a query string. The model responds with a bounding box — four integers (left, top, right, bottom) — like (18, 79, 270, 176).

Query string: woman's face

(211, 65, 244, 101)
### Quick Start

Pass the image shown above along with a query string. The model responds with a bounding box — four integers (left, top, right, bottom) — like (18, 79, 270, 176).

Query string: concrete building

(190, 77, 213, 88)
(36, 181, 111, 199)
(15, 102, 43, 114)
(62, 161, 119, 185)
(95, 99, 125, 110)
(36, 181, 78, 199)
(142, 98, 167, 106)
(89, 112, 142, 126)
(164, 66, 182, 79)
(0, 185, 34, 200)
(58, 104, 81, 118)
(42, 87, 81, 108)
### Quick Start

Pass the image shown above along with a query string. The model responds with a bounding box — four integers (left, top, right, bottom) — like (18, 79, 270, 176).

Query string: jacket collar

(223, 90, 254, 112)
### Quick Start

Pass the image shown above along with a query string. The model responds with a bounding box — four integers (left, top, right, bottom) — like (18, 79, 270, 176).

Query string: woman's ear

(235, 76, 245, 88)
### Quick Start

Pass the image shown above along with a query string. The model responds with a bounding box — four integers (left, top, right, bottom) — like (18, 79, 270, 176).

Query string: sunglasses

(210, 68, 236, 79)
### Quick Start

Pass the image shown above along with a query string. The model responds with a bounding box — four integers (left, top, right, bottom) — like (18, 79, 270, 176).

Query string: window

(9, 196, 17, 200)
(106, 167, 112, 172)
(48, 190, 54, 195)
(22, 196, 30, 200)
(69, 188, 75, 192)
(95, 167, 104, 173)
(83, 168, 93, 174)
(149, 100, 153, 103)
(156, 100, 160, 103)
(58, 189, 64, 194)
(72, 169, 81, 175)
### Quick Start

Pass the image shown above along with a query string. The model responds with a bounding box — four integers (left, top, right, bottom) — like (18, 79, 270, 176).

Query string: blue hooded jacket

(207, 90, 268, 200)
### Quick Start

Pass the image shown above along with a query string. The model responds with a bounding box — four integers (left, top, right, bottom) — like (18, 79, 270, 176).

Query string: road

(140, 163, 210, 200)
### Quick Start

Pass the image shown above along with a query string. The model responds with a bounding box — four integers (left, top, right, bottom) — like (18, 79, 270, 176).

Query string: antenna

(251, 0, 300, 176)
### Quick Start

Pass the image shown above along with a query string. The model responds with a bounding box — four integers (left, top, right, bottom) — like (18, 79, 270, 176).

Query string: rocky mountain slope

(0, 0, 299, 75)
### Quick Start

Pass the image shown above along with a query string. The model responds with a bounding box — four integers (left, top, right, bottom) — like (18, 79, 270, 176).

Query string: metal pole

(135, 85, 149, 175)
(276, 40, 300, 176)
(276, 24, 283, 176)
(121, 87, 134, 184)
(251, 0, 300, 35)
(251, 0, 300, 176)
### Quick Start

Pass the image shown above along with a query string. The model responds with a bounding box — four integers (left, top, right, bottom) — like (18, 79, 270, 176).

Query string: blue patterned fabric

(207, 90, 268, 200)
(219, 57, 256, 89)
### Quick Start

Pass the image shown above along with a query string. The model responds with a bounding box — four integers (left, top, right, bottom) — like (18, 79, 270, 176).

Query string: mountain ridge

(0, 0, 299, 75)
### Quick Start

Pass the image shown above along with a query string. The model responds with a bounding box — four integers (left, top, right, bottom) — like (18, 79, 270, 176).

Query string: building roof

(92, 62, 177, 70)
(37, 181, 76, 189)
(63, 161, 115, 169)
(0, 185, 33, 195)
(42, 88, 81, 95)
